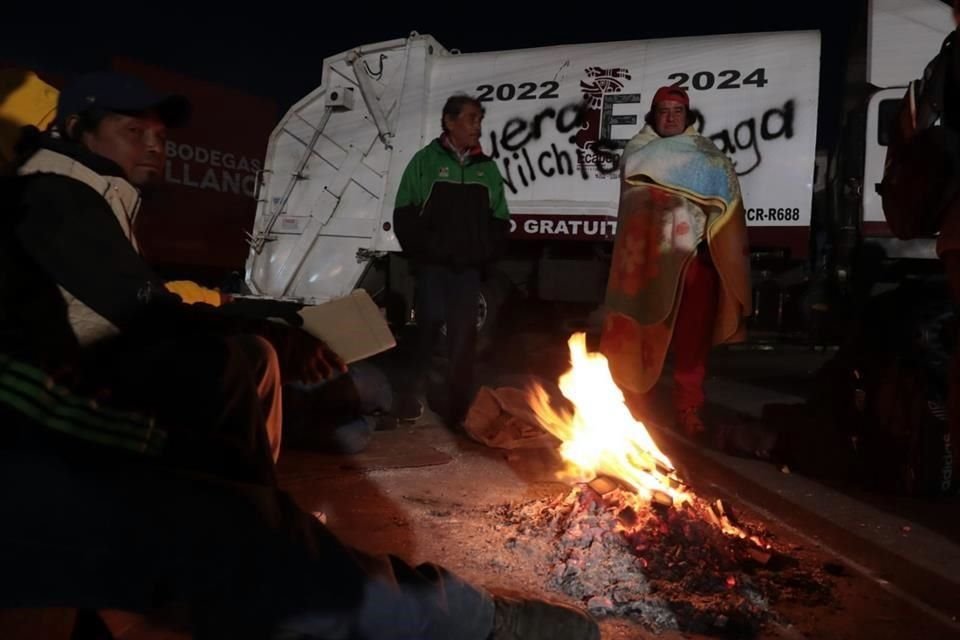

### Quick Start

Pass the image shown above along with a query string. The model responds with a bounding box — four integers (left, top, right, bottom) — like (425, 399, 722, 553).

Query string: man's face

(76, 111, 168, 186)
(444, 103, 484, 150)
(653, 99, 687, 138)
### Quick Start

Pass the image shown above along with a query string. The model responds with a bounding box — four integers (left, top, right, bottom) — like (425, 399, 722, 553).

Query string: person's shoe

(676, 406, 707, 439)
(489, 589, 600, 640)
(392, 393, 423, 422)
(369, 413, 399, 431)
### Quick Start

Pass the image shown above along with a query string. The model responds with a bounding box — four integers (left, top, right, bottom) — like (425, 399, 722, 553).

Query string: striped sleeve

(0, 355, 166, 456)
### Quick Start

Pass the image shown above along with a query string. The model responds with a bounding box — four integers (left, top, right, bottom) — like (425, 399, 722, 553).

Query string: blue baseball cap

(56, 71, 191, 128)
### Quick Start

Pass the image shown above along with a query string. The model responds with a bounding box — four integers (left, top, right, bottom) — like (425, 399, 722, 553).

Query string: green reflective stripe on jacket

(0, 354, 166, 455)
(395, 140, 510, 221)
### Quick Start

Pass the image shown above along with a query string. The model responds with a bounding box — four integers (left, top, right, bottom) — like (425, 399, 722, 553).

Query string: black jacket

(2, 130, 326, 383)
(393, 138, 511, 268)
(0, 131, 237, 371)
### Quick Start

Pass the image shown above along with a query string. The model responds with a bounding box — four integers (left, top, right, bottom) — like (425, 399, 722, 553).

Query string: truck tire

(475, 269, 512, 354)
(439, 269, 512, 356)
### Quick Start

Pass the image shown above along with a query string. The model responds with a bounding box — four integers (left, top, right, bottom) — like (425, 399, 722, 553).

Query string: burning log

(586, 475, 621, 497)
(650, 490, 674, 509)
(746, 549, 773, 567)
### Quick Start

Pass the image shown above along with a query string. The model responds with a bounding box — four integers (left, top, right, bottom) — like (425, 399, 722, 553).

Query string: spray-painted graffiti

(590, 99, 797, 178)
(700, 99, 795, 176)
(487, 66, 638, 192)
(486, 60, 797, 193)
(488, 103, 587, 194)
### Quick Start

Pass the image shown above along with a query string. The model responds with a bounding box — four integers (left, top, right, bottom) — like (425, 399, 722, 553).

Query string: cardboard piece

(296, 290, 396, 364)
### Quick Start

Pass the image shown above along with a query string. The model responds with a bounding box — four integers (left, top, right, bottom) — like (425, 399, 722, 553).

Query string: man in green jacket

(393, 94, 510, 427)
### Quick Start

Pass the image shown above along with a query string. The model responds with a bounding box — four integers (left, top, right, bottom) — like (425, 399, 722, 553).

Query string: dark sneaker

(370, 413, 399, 431)
(490, 589, 600, 640)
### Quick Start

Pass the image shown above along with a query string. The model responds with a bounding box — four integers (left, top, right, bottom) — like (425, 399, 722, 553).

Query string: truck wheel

(475, 269, 512, 354)
(439, 269, 512, 355)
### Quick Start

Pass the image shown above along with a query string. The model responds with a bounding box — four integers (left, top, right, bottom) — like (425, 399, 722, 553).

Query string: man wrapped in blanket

(601, 86, 752, 438)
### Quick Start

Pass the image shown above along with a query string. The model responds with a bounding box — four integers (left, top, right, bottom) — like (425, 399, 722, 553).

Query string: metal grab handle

(249, 106, 335, 253)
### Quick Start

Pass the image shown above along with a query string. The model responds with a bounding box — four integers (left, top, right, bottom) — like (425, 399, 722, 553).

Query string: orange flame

(529, 333, 691, 506)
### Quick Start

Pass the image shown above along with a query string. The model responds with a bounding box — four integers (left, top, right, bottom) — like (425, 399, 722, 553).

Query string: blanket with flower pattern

(600, 125, 752, 395)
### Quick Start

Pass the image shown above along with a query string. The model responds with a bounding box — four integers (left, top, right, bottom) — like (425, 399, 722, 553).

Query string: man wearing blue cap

(7, 72, 343, 477)
(50, 70, 191, 186)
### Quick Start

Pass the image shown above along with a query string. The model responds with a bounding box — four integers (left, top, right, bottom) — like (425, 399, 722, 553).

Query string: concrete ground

(103, 305, 960, 639)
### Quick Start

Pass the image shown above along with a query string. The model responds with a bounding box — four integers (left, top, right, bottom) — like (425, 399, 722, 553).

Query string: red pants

(671, 251, 720, 412)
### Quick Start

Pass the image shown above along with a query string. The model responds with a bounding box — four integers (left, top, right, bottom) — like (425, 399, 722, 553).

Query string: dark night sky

(3, 3, 860, 99)
(0, 1, 889, 144)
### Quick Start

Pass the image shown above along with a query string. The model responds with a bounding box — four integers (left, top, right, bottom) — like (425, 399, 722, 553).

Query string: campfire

(528, 333, 691, 508)
(528, 332, 761, 544)
(496, 333, 831, 636)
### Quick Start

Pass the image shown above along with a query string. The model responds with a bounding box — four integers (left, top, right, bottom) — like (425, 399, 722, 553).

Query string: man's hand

(292, 332, 348, 384)
(210, 299, 347, 385)
(263, 324, 347, 385)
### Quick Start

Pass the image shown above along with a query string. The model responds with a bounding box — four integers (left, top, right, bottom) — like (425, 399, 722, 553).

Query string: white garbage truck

(242, 0, 954, 343)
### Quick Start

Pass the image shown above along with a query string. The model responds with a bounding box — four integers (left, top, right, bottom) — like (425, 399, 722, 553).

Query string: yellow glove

(0, 70, 58, 174)
(164, 280, 224, 307)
